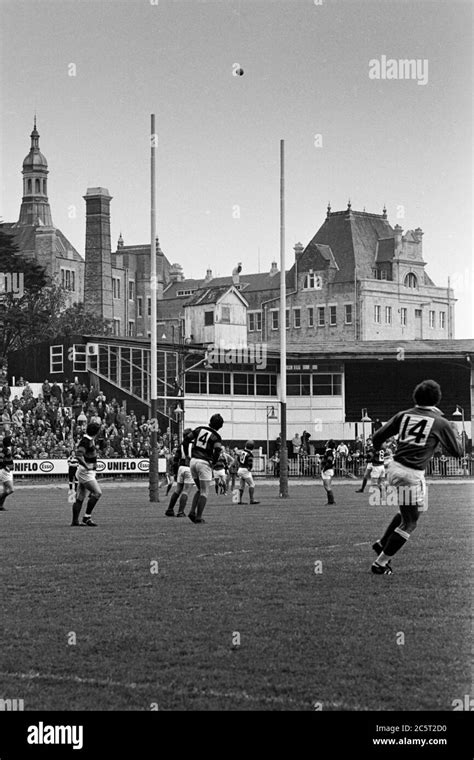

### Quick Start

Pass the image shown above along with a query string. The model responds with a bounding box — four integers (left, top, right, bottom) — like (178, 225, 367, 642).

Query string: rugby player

(188, 414, 224, 523)
(0, 430, 15, 511)
(356, 445, 385, 496)
(71, 422, 103, 527)
(370, 380, 462, 574)
(165, 429, 194, 517)
(321, 440, 336, 505)
(237, 441, 260, 504)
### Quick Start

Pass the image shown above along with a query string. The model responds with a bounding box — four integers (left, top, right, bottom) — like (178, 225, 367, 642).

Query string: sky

(0, 0, 472, 337)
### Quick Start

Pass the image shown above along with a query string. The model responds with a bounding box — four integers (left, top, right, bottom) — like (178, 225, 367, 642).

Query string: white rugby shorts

(177, 465, 194, 485)
(77, 465, 98, 485)
(0, 468, 13, 485)
(370, 465, 385, 480)
(386, 460, 426, 510)
(190, 458, 213, 482)
(321, 469, 334, 480)
(237, 467, 255, 487)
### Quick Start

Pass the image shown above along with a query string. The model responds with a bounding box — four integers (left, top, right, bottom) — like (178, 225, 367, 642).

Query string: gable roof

(1, 222, 84, 263)
(186, 285, 249, 308)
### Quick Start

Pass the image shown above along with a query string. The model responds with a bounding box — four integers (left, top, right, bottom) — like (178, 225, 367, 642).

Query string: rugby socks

(72, 499, 83, 523)
(196, 495, 207, 519)
(84, 494, 99, 517)
(357, 476, 368, 493)
(381, 526, 410, 559)
(326, 490, 335, 505)
(189, 490, 200, 518)
(378, 513, 402, 548)
(0, 493, 8, 509)
(239, 489, 244, 503)
(177, 492, 188, 515)
(167, 491, 180, 512)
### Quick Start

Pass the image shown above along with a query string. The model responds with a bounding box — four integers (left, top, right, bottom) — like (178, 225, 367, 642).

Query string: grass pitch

(0, 481, 472, 711)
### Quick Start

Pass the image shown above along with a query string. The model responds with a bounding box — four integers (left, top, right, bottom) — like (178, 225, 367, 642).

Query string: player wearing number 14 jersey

(369, 380, 462, 575)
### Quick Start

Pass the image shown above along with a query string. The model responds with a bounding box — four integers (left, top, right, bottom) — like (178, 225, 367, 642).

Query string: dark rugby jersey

(368, 449, 385, 466)
(321, 448, 335, 473)
(76, 435, 98, 468)
(191, 426, 223, 465)
(1, 436, 14, 468)
(237, 450, 253, 471)
(372, 406, 462, 471)
(172, 438, 193, 475)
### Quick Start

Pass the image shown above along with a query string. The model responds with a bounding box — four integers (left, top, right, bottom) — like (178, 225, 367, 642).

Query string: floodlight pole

(149, 114, 159, 502)
(279, 139, 289, 497)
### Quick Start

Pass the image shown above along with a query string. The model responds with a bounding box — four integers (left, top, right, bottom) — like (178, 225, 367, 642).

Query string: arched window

(35, 179, 40, 193)
(404, 273, 418, 289)
(42, 179, 47, 194)
(27, 179, 32, 193)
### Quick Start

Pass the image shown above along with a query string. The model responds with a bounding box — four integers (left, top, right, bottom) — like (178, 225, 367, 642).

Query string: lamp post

(266, 405, 278, 462)
(174, 402, 184, 441)
(452, 405, 466, 456)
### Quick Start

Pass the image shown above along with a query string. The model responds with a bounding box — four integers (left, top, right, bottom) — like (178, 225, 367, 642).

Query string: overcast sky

(0, 0, 472, 337)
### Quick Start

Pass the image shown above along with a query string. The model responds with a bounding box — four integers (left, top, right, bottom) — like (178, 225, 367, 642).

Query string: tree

(47, 301, 113, 339)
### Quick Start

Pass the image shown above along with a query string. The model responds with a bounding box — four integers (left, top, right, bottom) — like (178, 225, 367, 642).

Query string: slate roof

(1, 222, 84, 263)
(186, 285, 249, 307)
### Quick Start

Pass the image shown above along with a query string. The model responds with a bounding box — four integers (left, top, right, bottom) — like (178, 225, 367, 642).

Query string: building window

(50, 345, 64, 374)
(344, 304, 353, 324)
(293, 308, 301, 328)
(329, 305, 336, 326)
(256, 374, 277, 396)
(385, 306, 392, 324)
(415, 309, 422, 319)
(374, 305, 381, 323)
(249, 312, 262, 332)
(221, 306, 231, 323)
(271, 310, 279, 330)
(35, 179, 40, 193)
(313, 373, 342, 396)
(404, 273, 418, 288)
(233, 373, 255, 395)
(128, 320, 135, 336)
(113, 318, 121, 336)
(137, 297, 143, 318)
(129, 281, 135, 301)
(147, 297, 151, 317)
(287, 373, 311, 396)
(72, 344, 87, 373)
(317, 306, 325, 327)
(204, 310, 214, 326)
(42, 179, 47, 194)
(400, 307, 407, 326)
(308, 307, 314, 327)
(27, 179, 32, 193)
(185, 371, 207, 394)
(303, 273, 322, 289)
(177, 289, 196, 297)
(429, 310, 435, 328)
(208, 372, 231, 395)
(112, 278, 121, 299)
(439, 311, 446, 329)
(61, 268, 76, 292)
(286, 309, 290, 329)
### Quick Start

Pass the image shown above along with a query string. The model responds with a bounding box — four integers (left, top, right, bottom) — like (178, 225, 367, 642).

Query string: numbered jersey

(322, 448, 335, 473)
(372, 406, 462, 471)
(368, 448, 385, 466)
(191, 426, 223, 465)
(77, 435, 98, 467)
(237, 450, 253, 471)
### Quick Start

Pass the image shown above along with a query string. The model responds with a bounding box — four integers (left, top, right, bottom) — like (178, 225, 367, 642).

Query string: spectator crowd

(0, 376, 177, 460)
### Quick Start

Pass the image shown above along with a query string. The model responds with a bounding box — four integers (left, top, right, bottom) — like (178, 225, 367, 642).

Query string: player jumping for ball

(237, 441, 260, 504)
(71, 422, 103, 527)
(321, 440, 336, 505)
(0, 430, 15, 511)
(370, 379, 462, 575)
(188, 414, 224, 524)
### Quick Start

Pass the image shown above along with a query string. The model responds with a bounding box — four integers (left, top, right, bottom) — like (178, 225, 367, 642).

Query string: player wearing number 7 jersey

(369, 379, 462, 575)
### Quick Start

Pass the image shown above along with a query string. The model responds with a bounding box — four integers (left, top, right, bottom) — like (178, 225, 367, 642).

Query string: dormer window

(303, 273, 322, 289)
(404, 273, 418, 288)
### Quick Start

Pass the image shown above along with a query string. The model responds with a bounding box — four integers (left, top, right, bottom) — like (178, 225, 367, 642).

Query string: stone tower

(18, 118, 53, 227)
(83, 187, 113, 320)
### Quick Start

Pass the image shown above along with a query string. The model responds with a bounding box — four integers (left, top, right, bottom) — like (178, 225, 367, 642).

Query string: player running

(188, 414, 224, 524)
(67, 449, 79, 503)
(237, 441, 260, 504)
(355, 445, 386, 498)
(71, 422, 103, 527)
(370, 379, 462, 575)
(321, 440, 336, 505)
(165, 428, 194, 517)
(0, 430, 15, 511)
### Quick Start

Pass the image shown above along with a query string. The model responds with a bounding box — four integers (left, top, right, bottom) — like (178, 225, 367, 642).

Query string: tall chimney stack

(83, 187, 113, 321)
